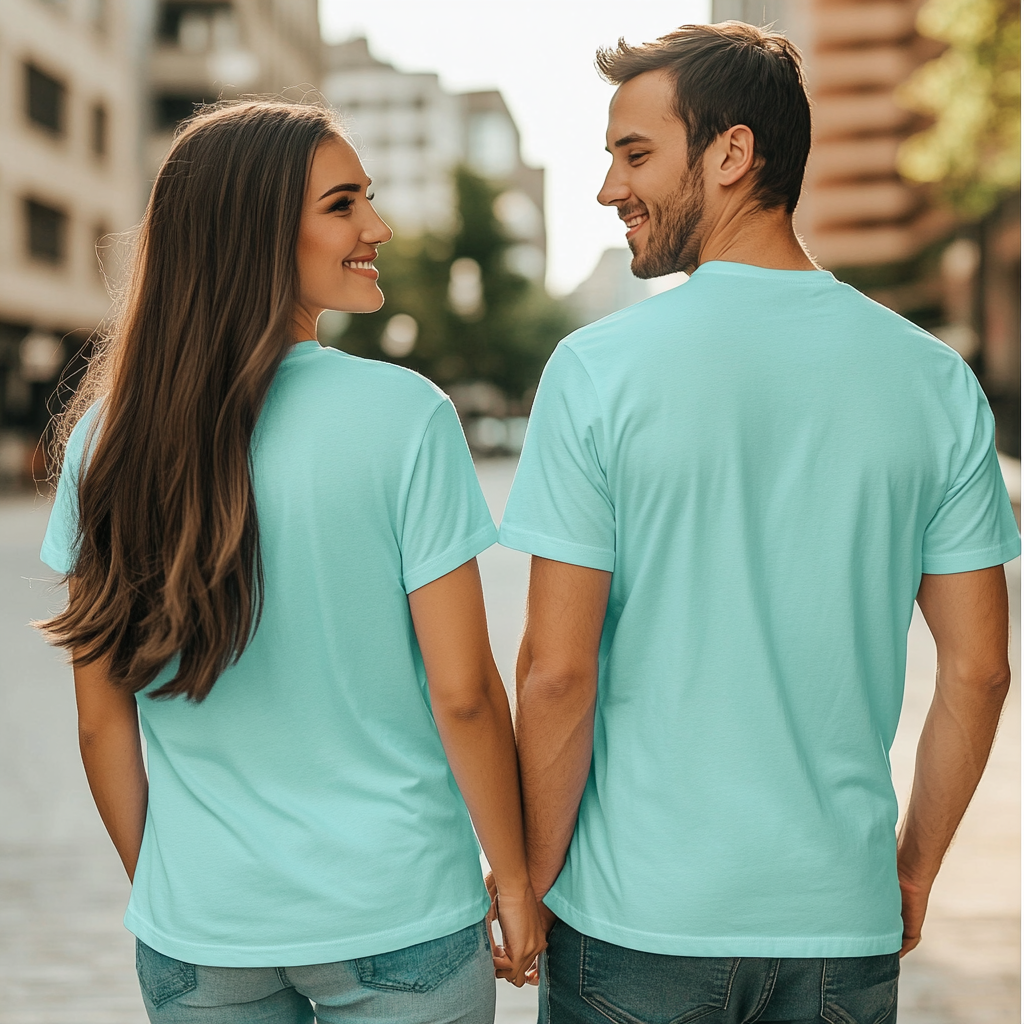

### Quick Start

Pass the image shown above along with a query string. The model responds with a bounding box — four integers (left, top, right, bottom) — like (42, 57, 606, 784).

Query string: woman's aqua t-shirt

(41, 341, 496, 967)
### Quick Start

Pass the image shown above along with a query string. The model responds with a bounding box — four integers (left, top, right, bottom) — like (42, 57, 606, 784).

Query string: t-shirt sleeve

(40, 406, 101, 575)
(498, 343, 615, 571)
(399, 397, 497, 594)
(921, 365, 1021, 574)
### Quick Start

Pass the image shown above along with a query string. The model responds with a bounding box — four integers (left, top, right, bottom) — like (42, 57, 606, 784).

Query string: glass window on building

(25, 63, 66, 134)
(155, 94, 207, 131)
(157, 2, 233, 49)
(25, 200, 68, 264)
(467, 112, 517, 178)
(91, 102, 108, 158)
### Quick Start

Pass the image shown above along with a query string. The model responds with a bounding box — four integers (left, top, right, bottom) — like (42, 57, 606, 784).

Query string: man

(498, 22, 1019, 1023)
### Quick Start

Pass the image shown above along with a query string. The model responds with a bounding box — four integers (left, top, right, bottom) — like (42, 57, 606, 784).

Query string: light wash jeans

(136, 921, 495, 1023)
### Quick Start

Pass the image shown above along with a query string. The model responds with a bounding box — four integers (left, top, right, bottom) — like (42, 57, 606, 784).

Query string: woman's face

(294, 136, 393, 329)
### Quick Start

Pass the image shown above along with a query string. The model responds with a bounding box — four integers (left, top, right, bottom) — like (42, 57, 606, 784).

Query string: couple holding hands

(40, 20, 1018, 1024)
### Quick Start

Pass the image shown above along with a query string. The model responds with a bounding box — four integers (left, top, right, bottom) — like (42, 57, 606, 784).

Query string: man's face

(598, 70, 706, 278)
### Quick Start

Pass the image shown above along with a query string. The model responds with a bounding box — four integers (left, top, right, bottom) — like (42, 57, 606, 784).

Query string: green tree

(896, 0, 1020, 217)
(326, 167, 570, 403)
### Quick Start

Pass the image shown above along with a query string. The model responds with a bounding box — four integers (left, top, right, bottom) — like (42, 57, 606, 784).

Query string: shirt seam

(922, 537, 1020, 571)
(558, 344, 613, 486)
(395, 395, 453, 544)
(402, 522, 497, 593)
(125, 894, 491, 964)
(543, 892, 902, 950)
(498, 523, 614, 562)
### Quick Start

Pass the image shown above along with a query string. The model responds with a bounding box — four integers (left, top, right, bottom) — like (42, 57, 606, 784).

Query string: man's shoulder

(561, 284, 691, 364)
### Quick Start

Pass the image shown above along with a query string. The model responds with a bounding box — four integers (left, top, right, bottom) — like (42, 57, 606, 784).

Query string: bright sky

(319, 0, 711, 295)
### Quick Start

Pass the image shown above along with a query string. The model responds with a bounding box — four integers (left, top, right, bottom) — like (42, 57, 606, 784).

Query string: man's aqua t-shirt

(41, 341, 496, 967)
(499, 262, 1020, 958)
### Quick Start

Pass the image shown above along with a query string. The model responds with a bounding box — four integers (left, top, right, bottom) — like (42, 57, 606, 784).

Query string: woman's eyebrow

(317, 181, 371, 201)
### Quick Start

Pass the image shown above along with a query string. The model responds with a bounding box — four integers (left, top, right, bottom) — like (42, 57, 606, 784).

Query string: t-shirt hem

(921, 537, 1021, 575)
(542, 893, 902, 958)
(124, 895, 492, 968)
(403, 522, 498, 594)
(497, 523, 614, 572)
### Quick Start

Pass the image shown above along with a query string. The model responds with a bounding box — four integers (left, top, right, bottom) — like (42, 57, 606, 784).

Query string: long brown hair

(40, 101, 344, 701)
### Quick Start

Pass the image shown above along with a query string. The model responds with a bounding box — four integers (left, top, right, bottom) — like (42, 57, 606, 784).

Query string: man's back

(500, 260, 1019, 956)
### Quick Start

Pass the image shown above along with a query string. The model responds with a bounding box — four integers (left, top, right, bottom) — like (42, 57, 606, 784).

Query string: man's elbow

(942, 661, 1012, 703)
(518, 664, 596, 709)
(980, 666, 1012, 698)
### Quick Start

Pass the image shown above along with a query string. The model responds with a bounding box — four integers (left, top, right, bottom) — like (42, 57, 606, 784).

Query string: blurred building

(0, 0, 148, 480)
(0, 0, 325, 483)
(568, 248, 688, 327)
(714, 0, 1020, 455)
(715, 0, 949, 268)
(322, 37, 547, 282)
(148, 0, 321, 173)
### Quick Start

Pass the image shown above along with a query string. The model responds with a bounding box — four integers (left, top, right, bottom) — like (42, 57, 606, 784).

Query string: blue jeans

(136, 921, 495, 1023)
(540, 921, 899, 1024)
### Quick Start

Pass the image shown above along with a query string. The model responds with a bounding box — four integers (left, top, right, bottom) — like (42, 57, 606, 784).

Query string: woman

(38, 101, 544, 1022)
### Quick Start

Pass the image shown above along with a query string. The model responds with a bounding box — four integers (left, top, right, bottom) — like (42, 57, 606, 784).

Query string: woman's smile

(343, 255, 378, 278)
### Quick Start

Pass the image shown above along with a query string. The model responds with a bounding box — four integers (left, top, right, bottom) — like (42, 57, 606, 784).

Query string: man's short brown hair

(596, 22, 812, 213)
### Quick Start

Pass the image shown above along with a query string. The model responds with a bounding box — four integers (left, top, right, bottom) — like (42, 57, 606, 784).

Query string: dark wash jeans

(540, 921, 899, 1024)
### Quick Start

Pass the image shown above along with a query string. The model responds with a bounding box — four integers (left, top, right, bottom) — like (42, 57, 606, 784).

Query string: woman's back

(44, 343, 495, 966)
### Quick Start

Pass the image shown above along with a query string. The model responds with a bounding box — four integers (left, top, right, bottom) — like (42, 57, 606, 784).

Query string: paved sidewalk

(0, 461, 1018, 1022)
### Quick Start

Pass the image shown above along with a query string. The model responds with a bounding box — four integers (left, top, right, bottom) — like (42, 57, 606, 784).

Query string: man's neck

(696, 201, 818, 272)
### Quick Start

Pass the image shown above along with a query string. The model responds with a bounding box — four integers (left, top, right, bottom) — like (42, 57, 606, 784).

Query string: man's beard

(629, 174, 706, 279)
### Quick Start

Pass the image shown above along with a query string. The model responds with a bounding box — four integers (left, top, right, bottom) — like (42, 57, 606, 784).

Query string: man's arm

(898, 565, 1011, 955)
(514, 556, 611, 916)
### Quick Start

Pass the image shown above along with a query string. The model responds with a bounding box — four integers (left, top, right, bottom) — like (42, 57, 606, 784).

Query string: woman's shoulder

(62, 398, 106, 466)
(279, 344, 449, 419)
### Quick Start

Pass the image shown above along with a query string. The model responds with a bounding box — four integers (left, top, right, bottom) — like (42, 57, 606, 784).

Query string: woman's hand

(489, 889, 548, 988)
(486, 869, 557, 985)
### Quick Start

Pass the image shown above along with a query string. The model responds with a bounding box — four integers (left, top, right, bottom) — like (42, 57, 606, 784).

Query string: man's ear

(709, 125, 757, 189)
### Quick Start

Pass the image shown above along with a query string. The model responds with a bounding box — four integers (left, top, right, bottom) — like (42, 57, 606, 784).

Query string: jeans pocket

(580, 935, 739, 1024)
(355, 921, 484, 994)
(136, 939, 198, 1008)
(821, 953, 899, 1024)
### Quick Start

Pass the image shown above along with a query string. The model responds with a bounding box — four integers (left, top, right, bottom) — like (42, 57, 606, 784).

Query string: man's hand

(538, 902, 557, 934)
(487, 870, 557, 985)
(897, 872, 930, 957)
(487, 888, 547, 987)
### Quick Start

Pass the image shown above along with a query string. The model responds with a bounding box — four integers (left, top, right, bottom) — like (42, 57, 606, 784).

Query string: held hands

(485, 873, 549, 987)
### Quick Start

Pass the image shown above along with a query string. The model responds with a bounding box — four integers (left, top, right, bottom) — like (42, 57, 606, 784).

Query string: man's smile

(623, 212, 649, 240)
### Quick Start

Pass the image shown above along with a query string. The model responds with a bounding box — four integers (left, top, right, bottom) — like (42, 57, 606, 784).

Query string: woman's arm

(408, 559, 545, 987)
(69, 581, 148, 882)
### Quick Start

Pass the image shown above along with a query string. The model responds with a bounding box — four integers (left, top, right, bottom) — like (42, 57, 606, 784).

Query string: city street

(0, 458, 1018, 1023)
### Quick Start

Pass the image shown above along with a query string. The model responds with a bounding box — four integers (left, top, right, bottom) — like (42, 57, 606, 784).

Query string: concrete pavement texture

(0, 457, 1018, 1023)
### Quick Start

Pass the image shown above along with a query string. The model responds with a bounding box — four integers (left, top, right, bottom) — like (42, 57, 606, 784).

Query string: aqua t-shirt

(41, 341, 496, 967)
(499, 261, 1020, 958)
